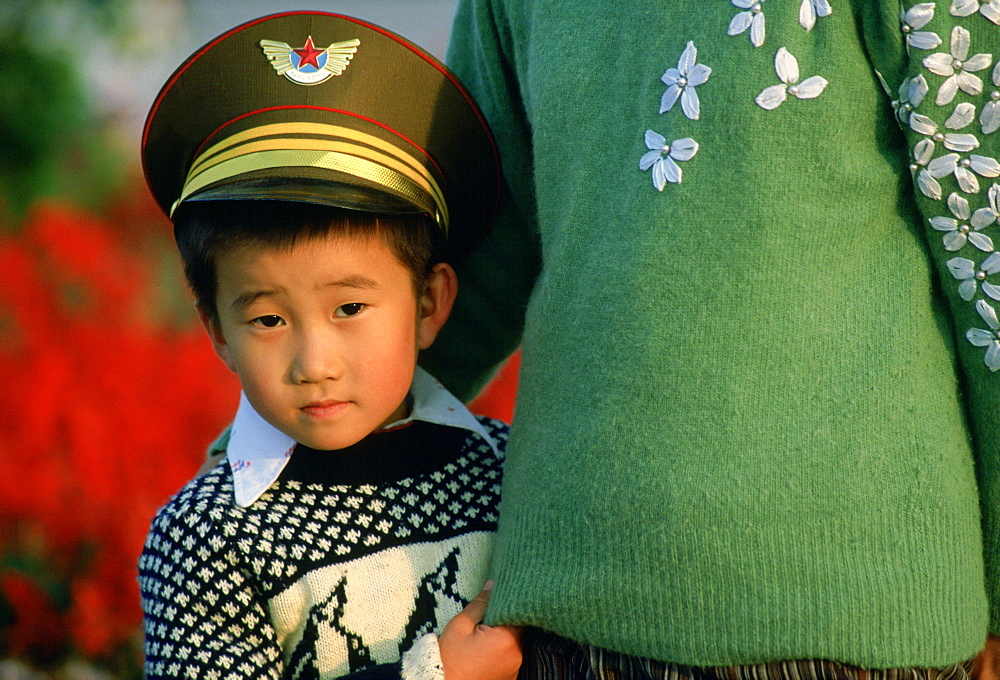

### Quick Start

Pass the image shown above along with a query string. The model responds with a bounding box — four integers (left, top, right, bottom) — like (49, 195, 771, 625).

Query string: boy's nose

(289, 330, 342, 384)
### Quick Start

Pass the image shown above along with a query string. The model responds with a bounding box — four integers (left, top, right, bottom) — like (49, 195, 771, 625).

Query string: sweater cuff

(401, 633, 445, 680)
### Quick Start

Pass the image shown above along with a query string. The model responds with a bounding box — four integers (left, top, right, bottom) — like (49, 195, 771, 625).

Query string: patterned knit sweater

(139, 417, 507, 679)
(421, 0, 1000, 670)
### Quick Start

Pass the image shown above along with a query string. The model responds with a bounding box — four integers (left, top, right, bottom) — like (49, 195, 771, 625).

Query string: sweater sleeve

(419, 0, 542, 402)
(138, 494, 284, 679)
(861, 0, 1000, 635)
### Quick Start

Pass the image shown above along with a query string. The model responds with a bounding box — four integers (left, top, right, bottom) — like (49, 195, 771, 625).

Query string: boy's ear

(417, 262, 457, 350)
(196, 303, 238, 373)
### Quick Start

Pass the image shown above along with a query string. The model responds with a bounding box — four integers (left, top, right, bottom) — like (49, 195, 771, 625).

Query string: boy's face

(202, 230, 453, 451)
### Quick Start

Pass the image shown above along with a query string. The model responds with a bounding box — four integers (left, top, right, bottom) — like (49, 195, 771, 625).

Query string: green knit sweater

(421, 0, 1000, 670)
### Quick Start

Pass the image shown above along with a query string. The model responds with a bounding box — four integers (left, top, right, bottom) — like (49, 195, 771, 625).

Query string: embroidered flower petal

(952, 0, 980, 16)
(918, 169, 944, 199)
(937, 76, 961, 105)
(957, 70, 985, 96)
(984, 282, 1000, 299)
(750, 12, 766, 47)
(944, 133, 981, 151)
(800, 0, 817, 30)
(929, 153, 960, 178)
(910, 74, 930, 106)
(639, 150, 661, 171)
(794, 75, 829, 99)
(972, 206, 999, 227)
(983, 1, 1000, 23)
(931, 216, 961, 231)
(909, 32, 944, 50)
(905, 2, 937, 29)
(680, 87, 701, 120)
(651, 159, 670, 191)
(728, 11, 754, 36)
(756, 84, 788, 110)
(983, 251, 1000, 272)
(985, 341, 1000, 370)
(951, 25, 972, 61)
(950, 192, 973, 219)
(645, 129, 667, 150)
(944, 231, 969, 250)
(978, 298, 1000, 330)
(669, 138, 699, 161)
(946, 102, 977, 129)
(687, 63, 712, 87)
(965, 54, 994, 72)
(775, 47, 799, 84)
(969, 231, 994, 250)
(947, 256, 977, 278)
(982, 101, 1000, 134)
(679, 41, 697, 74)
(661, 67, 682, 87)
(960, 279, 979, 299)
(990, 183, 1000, 211)
(733, 0, 755, 9)
(660, 85, 682, 114)
(958, 165, 983, 192)
(968, 326, 998, 346)
(924, 52, 957, 76)
(914, 138, 937, 164)
(657, 156, 682, 186)
(972, 154, 1000, 176)
(910, 113, 939, 135)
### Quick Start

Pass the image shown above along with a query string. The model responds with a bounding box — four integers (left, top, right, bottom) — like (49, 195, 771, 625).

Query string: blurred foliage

(0, 0, 135, 225)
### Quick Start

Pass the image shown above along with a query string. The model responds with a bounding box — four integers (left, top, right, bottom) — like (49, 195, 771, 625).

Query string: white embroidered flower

(910, 111, 980, 151)
(660, 42, 712, 120)
(799, 0, 832, 30)
(951, 0, 1000, 24)
(922, 26, 993, 105)
(900, 3, 942, 51)
(967, 299, 1000, 370)
(755, 47, 828, 110)
(927, 150, 1000, 193)
(893, 75, 930, 124)
(639, 131, 699, 190)
(930, 192, 994, 250)
(982, 61, 1000, 134)
(946, 252, 1000, 300)
(728, 0, 766, 48)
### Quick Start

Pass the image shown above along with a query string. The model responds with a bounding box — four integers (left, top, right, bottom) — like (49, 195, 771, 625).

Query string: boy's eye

(251, 315, 285, 328)
(336, 303, 364, 318)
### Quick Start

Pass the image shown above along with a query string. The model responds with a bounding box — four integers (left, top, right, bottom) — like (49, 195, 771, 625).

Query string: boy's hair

(172, 200, 444, 321)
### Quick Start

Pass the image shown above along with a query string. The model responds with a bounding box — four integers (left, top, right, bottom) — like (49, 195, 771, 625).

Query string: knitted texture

(421, 0, 1000, 669)
(139, 418, 507, 679)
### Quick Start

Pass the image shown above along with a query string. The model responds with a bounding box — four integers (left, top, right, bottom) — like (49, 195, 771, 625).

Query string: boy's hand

(973, 635, 1000, 680)
(438, 582, 522, 680)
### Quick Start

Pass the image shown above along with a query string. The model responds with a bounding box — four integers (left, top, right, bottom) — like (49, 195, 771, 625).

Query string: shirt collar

(227, 366, 498, 507)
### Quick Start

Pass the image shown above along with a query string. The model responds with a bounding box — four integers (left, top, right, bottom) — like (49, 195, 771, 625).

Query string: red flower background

(0, 196, 520, 676)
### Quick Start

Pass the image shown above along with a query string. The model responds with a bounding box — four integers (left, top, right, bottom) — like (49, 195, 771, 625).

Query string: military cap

(142, 11, 499, 261)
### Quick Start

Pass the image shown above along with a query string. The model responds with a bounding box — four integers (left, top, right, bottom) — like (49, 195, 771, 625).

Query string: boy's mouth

(300, 400, 350, 418)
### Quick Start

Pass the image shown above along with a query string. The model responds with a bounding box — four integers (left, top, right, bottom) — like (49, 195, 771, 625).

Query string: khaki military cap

(142, 11, 499, 261)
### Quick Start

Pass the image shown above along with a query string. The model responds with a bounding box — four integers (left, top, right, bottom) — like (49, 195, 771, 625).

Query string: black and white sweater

(139, 417, 507, 680)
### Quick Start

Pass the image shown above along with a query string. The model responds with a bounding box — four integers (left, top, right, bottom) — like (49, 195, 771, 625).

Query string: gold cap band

(172, 121, 448, 228)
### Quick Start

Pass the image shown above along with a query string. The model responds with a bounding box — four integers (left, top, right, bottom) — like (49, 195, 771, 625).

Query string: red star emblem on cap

(293, 36, 324, 69)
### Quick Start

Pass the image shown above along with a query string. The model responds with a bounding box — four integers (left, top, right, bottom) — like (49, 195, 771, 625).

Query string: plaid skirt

(518, 629, 975, 680)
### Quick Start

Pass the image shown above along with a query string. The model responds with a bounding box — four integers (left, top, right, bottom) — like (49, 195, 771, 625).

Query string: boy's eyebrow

(229, 276, 382, 313)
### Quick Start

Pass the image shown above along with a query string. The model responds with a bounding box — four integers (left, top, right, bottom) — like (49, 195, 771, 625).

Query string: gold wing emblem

(322, 39, 361, 76)
(259, 39, 295, 76)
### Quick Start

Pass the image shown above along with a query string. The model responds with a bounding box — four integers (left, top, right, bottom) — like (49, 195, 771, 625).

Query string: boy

(137, 11, 519, 680)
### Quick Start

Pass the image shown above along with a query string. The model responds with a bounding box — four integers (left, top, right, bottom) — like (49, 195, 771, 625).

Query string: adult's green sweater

(421, 0, 1000, 669)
